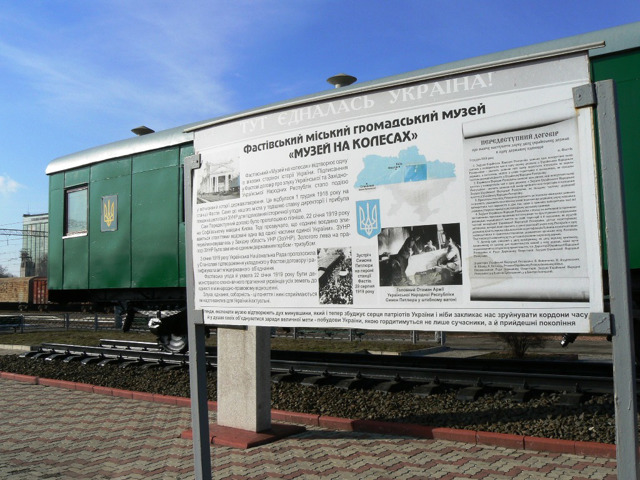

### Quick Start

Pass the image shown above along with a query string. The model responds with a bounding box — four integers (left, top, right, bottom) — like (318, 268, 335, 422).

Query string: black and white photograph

(317, 248, 353, 305)
(378, 223, 462, 286)
(196, 157, 240, 203)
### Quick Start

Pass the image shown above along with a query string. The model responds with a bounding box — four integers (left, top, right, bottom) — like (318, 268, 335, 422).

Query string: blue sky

(0, 0, 639, 275)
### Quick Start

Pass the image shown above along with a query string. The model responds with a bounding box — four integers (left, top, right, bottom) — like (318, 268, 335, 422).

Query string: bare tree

(36, 253, 48, 277)
(498, 333, 546, 358)
(0, 264, 13, 278)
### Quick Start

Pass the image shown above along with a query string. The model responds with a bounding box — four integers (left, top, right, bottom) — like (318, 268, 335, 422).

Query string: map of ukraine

(354, 146, 455, 188)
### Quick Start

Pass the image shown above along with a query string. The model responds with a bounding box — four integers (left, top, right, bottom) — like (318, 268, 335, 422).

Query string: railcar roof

(45, 122, 200, 175)
(46, 21, 639, 175)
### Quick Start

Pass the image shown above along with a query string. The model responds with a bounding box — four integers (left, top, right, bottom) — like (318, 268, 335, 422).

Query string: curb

(0, 371, 617, 459)
(0, 344, 32, 352)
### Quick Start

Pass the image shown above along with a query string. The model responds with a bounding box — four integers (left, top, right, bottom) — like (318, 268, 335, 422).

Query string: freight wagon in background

(45, 23, 640, 352)
(0, 277, 48, 311)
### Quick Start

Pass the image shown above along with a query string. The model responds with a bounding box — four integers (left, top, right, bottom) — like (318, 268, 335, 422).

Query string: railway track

(21, 339, 624, 400)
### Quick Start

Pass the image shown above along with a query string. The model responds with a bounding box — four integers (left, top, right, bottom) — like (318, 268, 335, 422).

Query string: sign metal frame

(183, 75, 638, 479)
(581, 80, 639, 479)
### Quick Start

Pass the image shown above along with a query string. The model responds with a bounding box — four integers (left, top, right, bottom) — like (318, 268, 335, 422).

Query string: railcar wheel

(167, 334, 188, 354)
(147, 310, 188, 353)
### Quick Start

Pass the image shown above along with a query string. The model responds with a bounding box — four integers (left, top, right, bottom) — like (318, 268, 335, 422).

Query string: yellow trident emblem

(103, 199, 115, 227)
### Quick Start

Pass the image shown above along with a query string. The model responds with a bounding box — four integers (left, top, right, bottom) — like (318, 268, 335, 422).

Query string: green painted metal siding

(178, 144, 194, 287)
(133, 147, 179, 173)
(91, 157, 131, 181)
(131, 147, 182, 288)
(48, 143, 191, 296)
(89, 159, 132, 289)
(48, 174, 64, 290)
(62, 235, 89, 289)
(64, 167, 90, 187)
(591, 48, 640, 269)
(59, 167, 90, 290)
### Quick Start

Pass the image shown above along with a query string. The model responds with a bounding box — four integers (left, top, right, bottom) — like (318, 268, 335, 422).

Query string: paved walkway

(0, 377, 617, 479)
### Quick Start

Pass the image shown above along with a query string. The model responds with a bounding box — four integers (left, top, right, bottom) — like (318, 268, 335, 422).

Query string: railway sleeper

(271, 367, 303, 384)
(300, 370, 334, 387)
(456, 386, 487, 401)
(140, 362, 164, 370)
(119, 359, 145, 369)
(29, 352, 51, 360)
(512, 388, 536, 403)
(511, 381, 536, 403)
(555, 383, 588, 405)
(557, 391, 588, 406)
(373, 380, 409, 393)
(456, 379, 487, 401)
(412, 382, 443, 397)
(98, 358, 121, 367)
(373, 375, 412, 393)
(19, 351, 41, 359)
(334, 373, 378, 391)
(63, 355, 87, 363)
(163, 364, 188, 371)
(81, 356, 103, 365)
(44, 353, 68, 362)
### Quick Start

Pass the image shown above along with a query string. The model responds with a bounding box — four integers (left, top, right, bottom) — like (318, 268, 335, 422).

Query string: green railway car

(591, 37, 640, 275)
(46, 22, 640, 350)
(46, 125, 196, 308)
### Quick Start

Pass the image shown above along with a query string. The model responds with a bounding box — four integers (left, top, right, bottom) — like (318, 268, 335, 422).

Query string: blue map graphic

(354, 146, 455, 188)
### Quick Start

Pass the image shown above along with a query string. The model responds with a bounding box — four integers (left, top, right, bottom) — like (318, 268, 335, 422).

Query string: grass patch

(479, 351, 580, 360)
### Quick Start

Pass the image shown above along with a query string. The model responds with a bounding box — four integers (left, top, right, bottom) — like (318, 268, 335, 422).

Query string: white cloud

(0, 175, 23, 196)
(0, 2, 312, 127)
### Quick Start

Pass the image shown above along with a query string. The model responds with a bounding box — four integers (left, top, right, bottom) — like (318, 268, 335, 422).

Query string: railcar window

(64, 186, 88, 236)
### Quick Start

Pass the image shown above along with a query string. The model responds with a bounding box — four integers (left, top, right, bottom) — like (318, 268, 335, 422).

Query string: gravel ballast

(0, 354, 621, 445)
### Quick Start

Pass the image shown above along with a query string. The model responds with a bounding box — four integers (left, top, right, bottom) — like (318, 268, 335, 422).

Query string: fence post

(94, 313, 99, 331)
(19, 314, 24, 334)
(65, 313, 70, 330)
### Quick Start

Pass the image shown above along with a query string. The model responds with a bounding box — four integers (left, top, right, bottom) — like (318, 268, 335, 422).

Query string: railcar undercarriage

(120, 307, 189, 353)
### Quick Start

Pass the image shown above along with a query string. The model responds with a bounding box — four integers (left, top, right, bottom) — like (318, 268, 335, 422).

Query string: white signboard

(191, 53, 603, 333)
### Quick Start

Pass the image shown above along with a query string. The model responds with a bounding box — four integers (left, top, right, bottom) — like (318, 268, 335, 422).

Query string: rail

(22, 339, 623, 397)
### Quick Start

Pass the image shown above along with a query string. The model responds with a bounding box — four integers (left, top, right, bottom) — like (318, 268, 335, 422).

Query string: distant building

(20, 213, 48, 277)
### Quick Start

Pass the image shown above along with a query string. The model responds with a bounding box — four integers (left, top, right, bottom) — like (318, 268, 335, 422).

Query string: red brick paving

(0, 375, 619, 479)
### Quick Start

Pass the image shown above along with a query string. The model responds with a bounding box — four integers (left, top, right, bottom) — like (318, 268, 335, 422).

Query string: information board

(191, 53, 603, 333)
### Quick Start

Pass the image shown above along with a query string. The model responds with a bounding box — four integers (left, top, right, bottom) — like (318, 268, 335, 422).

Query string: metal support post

(184, 154, 212, 480)
(583, 80, 639, 479)
(187, 314, 212, 480)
